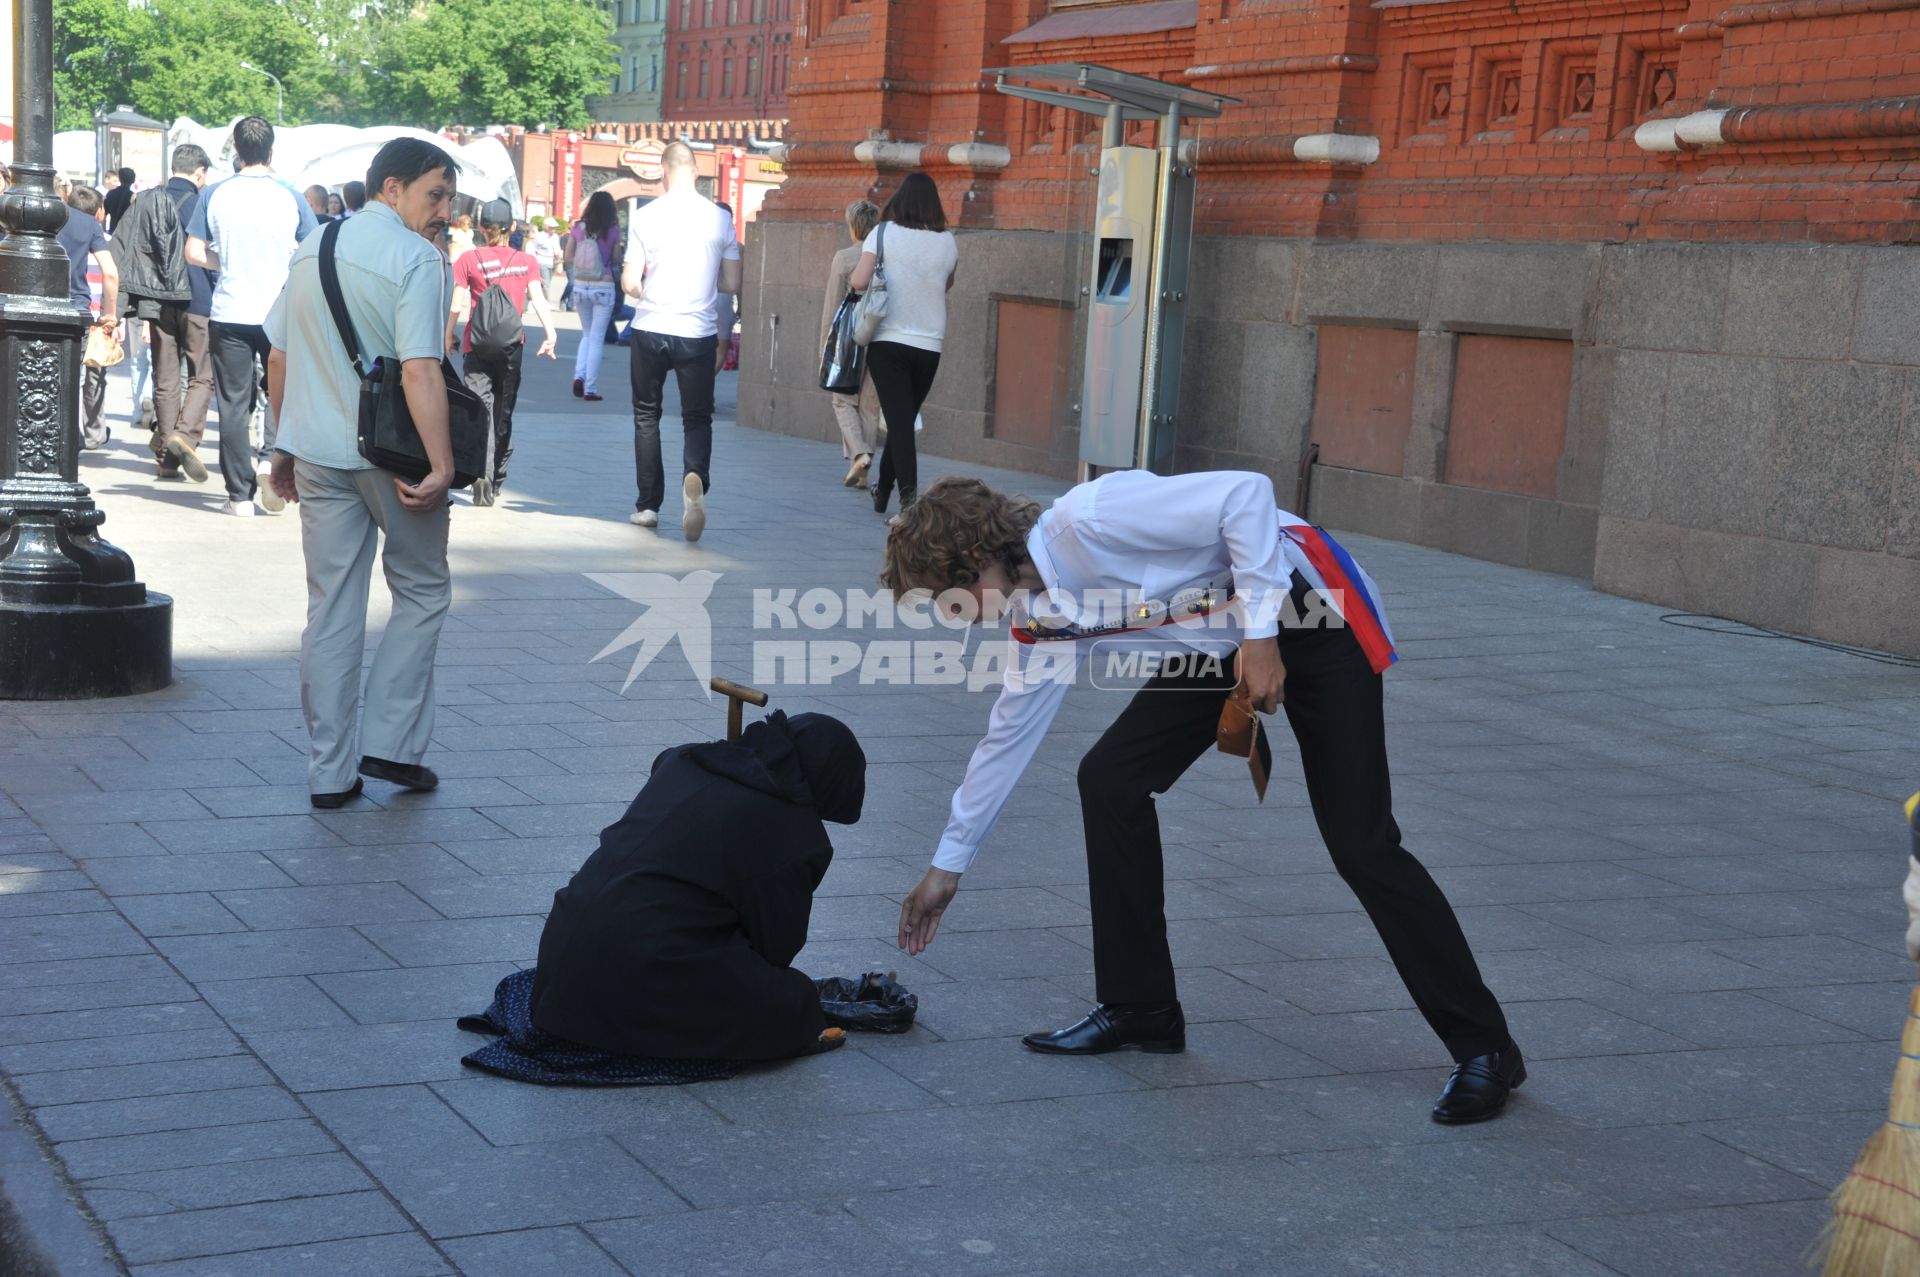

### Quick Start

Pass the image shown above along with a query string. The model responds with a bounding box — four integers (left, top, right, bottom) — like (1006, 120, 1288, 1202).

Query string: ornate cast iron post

(0, 0, 171, 698)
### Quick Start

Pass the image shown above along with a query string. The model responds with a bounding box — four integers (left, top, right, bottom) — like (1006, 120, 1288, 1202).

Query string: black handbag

(315, 219, 488, 488)
(819, 291, 866, 393)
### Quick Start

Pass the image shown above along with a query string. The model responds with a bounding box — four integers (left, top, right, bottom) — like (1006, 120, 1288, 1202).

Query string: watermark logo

(587, 571, 722, 694)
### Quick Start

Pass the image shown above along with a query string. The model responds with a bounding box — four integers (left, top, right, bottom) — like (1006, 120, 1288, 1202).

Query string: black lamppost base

(0, 595, 173, 699)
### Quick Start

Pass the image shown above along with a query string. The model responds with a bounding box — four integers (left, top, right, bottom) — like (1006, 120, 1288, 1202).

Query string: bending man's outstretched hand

(900, 867, 961, 955)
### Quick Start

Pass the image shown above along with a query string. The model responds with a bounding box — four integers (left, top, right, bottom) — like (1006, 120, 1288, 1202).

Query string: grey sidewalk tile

(874, 1037, 1145, 1106)
(246, 1020, 476, 1092)
(1689, 1109, 1881, 1187)
(197, 977, 353, 1034)
(1104, 1019, 1336, 1088)
(0, 910, 152, 964)
(314, 807, 512, 847)
(34, 1084, 307, 1143)
(440, 1227, 631, 1277)
(1429, 862, 1697, 905)
(115, 894, 249, 938)
(374, 1136, 685, 1239)
(1587, 988, 1866, 1050)
(16, 1055, 278, 1107)
(212, 882, 443, 930)
(1614, 853, 1827, 896)
(1546, 1200, 1830, 1277)
(1754, 981, 1915, 1037)
(54, 1119, 338, 1180)
(443, 836, 594, 877)
(83, 853, 297, 897)
(43, 823, 172, 857)
(0, 852, 83, 873)
(305, 1083, 489, 1162)
(183, 786, 349, 818)
(430, 1074, 723, 1147)
(461, 802, 622, 839)
(913, 928, 1097, 982)
(83, 1151, 374, 1221)
(107, 1189, 413, 1265)
(587, 1204, 899, 1277)
(1662, 888, 1903, 938)
(15, 790, 212, 825)
(1224, 957, 1419, 1015)
(0, 1028, 243, 1077)
(0, 1001, 223, 1047)
(909, 976, 1097, 1042)
(356, 916, 545, 966)
(1552, 941, 1778, 994)
(401, 874, 568, 919)
(156, 928, 396, 981)
(1, 974, 196, 1016)
(314, 963, 519, 1026)
(1290, 1224, 1625, 1277)
(1706, 934, 1911, 985)
(696, 1046, 944, 1124)
(1530, 1040, 1894, 1127)
(0, 870, 95, 898)
(143, 816, 346, 855)
(1509, 897, 1756, 944)
(263, 841, 480, 886)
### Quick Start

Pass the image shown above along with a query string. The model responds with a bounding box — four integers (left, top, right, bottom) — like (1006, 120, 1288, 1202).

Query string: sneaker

(225, 499, 255, 518)
(572, 377, 585, 399)
(682, 472, 706, 543)
(630, 509, 658, 528)
(471, 478, 495, 508)
(165, 433, 208, 483)
(256, 470, 286, 514)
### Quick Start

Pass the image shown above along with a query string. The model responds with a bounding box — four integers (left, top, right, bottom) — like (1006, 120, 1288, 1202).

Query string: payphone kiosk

(985, 65, 1235, 479)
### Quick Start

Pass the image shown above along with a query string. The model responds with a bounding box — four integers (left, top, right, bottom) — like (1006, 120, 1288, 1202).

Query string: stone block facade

(741, 0, 1920, 653)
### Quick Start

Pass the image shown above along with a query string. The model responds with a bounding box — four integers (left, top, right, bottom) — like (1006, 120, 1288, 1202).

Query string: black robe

(529, 712, 865, 1062)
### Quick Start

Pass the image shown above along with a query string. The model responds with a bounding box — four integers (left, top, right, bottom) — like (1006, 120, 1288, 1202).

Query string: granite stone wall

(740, 221, 1920, 655)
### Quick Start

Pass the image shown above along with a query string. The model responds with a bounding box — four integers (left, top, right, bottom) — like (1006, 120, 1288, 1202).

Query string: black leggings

(867, 340, 940, 495)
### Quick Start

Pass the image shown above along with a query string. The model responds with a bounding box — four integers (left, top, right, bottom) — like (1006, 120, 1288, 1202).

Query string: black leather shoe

(358, 756, 439, 792)
(1022, 1002, 1185, 1055)
(310, 778, 364, 810)
(870, 481, 891, 514)
(1431, 1041, 1526, 1124)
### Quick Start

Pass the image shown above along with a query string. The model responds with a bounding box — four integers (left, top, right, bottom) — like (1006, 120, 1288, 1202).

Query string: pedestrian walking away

(117, 142, 216, 483)
(102, 166, 135, 233)
(341, 180, 366, 218)
(848, 172, 957, 515)
(57, 185, 119, 450)
(187, 115, 318, 515)
(450, 197, 559, 507)
(262, 137, 461, 810)
(820, 198, 883, 491)
(622, 139, 740, 541)
(566, 191, 622, 402)
(885, 470, 1526, 1126)
(305, 184, 333, 224)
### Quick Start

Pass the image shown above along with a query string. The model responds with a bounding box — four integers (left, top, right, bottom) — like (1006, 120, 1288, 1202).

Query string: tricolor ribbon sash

(1282, 526, 1397, 675)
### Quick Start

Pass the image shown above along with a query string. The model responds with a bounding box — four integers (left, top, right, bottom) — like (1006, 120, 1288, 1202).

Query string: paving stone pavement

(2, 333, 1918, 1275)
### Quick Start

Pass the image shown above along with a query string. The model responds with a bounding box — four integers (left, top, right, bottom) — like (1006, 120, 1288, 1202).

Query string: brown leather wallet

(1216, 684, 1272, 801)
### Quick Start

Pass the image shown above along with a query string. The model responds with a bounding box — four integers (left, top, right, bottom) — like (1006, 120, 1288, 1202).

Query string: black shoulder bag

(315, 219, 488, 487)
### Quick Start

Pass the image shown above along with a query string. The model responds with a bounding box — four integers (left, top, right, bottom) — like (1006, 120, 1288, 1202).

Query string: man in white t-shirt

(186, 115, 317, 515)
(620, 140, 741, 542)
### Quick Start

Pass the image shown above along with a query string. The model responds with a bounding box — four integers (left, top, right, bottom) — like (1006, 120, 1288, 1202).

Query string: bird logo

(586, 571, 723, 695)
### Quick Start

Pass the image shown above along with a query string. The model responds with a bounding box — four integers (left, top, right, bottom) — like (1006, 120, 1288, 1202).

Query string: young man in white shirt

(885, 470, 1525, 1125)
(620, 140, 741, 542)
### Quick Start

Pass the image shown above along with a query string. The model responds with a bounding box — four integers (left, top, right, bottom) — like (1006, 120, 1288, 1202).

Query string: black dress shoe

(358, 756, 439, 792)
(1431, 1041, 1526, 1124)
(310, 778, 364, 810)
(870, 481, 891, 514)
(1022, 1002, 1185, 1055)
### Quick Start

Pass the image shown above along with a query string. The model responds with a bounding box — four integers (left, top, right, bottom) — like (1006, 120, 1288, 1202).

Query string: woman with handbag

(820, 198, 882, 489)
(565, 191, 622, 402)
(848, 173, 957, 514)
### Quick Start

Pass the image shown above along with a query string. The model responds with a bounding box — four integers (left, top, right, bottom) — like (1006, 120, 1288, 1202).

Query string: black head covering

(682, 710, 865, 824)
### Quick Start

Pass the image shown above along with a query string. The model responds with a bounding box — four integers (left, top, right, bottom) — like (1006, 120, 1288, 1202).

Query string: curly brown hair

(880, 476, 1041, 594)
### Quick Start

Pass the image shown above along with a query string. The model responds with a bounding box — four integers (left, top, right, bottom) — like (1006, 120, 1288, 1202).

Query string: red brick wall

(767, 0, 1920, 244)
(664, 0, 797, 121)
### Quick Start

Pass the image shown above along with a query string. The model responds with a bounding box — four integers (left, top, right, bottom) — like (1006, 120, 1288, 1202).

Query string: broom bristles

(1816, 986, 1920, 1275)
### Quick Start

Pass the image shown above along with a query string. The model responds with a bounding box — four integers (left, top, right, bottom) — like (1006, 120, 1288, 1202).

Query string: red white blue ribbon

(1283, 526, 1397, 674)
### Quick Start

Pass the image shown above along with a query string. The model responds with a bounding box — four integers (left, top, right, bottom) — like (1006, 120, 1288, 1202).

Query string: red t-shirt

(456, 245, 539, 353)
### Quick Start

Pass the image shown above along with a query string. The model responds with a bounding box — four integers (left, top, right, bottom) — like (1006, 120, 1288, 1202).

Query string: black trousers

(630, 329, 717, 513)
(867, 340, 940, 496)
(149, 306, 214, 459)
(462, 344, 523, 486)
(209, 320, 274, 500)
(1077, 592, 1511, 1065)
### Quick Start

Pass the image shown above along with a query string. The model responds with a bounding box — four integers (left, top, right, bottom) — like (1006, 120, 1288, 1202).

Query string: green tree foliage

(52, 0, 616, 131)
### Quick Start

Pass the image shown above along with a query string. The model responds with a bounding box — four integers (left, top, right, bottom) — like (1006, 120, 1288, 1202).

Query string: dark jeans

(150, 306, 214, 459)
(867, 340, 941, 496)
(629, 329, 717, 514)
(462, 344, 523, 486)
(80, 364, 107, 448)
(209, 320, 274, 500)
(1077, 582, 1511, 1064)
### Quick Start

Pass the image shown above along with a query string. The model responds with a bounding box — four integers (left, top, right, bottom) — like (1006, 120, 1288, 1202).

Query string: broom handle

(1893, 985, 1920, 1128)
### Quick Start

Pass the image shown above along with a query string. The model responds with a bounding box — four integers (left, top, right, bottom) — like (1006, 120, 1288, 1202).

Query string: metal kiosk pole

(982, 64, 1235, 483)
(0, 0, 172, 699)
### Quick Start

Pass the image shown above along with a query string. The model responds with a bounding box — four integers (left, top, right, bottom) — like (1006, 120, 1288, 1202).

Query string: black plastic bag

(815, 970, 917, 1033)
(819, 292, 866, 394)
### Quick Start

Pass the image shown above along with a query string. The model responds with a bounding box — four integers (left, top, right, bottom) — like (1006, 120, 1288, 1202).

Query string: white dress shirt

(930, 469, 1392, 875)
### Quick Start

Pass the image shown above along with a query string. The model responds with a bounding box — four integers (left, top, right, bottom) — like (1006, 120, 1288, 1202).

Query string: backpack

(572, 227, 613, 282)
(468, 279, 523, 358)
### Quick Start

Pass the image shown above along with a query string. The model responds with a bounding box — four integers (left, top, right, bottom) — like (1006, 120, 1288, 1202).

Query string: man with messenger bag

(264, 138, 486, 811)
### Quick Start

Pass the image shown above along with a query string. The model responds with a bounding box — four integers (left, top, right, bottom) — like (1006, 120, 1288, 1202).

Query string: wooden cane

(711, 677, 769, 742)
